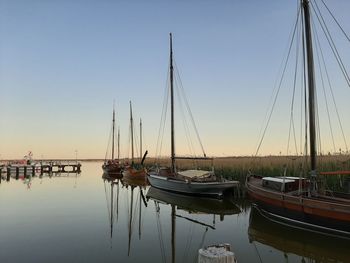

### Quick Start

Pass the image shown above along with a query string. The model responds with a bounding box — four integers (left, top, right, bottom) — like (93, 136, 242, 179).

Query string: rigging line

(311, 1, 350, 88)
(254, 6, 301, 157)
(302, 13, 309, 166)
(312, 11, 349, 153)
(158, 79, 170, 160)
(182, 221, 194, 263)
(320, 0, 350, 43)
(254, 3, 302, 158)
(312, 18, 336, 152)
(155, 67, 170, 160)
(154, 201, 167, 263)
(104, 122, 113, 161)
(173, 59, 207, 157)
(104, 182, 112, 225)
(131, 190, 140, 228)
(173, 63, 197, 157)
(287, 14, 302, 156)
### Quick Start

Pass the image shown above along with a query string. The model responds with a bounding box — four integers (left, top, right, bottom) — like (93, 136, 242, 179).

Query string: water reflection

(146, 187, 241, 263)
(1, 169, 81, 189)
(248, 205, 350, 262)
(102, 173, 148, 255)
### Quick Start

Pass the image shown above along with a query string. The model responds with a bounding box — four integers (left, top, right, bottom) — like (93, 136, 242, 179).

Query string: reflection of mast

(110, 182, 114, 239)
(138, 187, 142, 239)
(171, 204, 176, 263)
(104, 178, 120, 247)
(128, 186, 134, 256)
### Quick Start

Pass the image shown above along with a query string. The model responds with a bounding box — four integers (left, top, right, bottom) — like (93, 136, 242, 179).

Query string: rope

(154, 201, 167, 263)
(311, 1, 350, 88)
(254, 5, 301, 157)
(174, 67, 196, 158)
(174, 59, 207, 157)
(104, 122, 113, 161)
(311, 0, 349, 152)
(155, 66, 170, 161)
(320, 0, 350, 43)
(312, 18, 336, 152)
(287, 15, 302, 156)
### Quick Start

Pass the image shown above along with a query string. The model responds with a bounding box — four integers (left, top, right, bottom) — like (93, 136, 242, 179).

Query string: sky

(1, 0, 350, 160)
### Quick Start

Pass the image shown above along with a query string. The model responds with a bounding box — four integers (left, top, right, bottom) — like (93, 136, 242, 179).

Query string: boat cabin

(262, 177, 308, 192)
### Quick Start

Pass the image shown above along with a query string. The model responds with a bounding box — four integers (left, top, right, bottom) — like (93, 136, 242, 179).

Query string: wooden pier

(0, 161, 81, 183)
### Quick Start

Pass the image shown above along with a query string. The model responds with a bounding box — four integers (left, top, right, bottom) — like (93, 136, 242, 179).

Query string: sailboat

(246, 0, 350, 238)
(147, 33, 239, 198)
(122, 101, 148, 185)
(102, 104, 123, 176)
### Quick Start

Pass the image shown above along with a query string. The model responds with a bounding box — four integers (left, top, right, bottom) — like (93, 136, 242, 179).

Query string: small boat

(122, 101, 148, 184)
(147, 33, 239, 198)
(102, 104, 123, 175)
(246, 0, 350, 238)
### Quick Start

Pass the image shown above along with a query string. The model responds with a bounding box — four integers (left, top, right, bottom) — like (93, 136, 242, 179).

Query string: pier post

(198, 244, 237, 263)
(24, 166, 27, 177)
(0, 167, 2, 183)
(16, 167, 19, 180)
(32, 165, 35, 176)
(7, 167, 11, 181)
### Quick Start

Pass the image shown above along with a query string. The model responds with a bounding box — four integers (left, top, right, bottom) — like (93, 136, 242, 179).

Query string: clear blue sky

(1, 0, 349, 159)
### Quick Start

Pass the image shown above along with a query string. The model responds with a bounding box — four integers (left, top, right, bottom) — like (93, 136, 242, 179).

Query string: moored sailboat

(147, 33, 239, 198)
(122, 101, 148, 185)
(246, 0, 350, 238)
(102, 104, 123, 176)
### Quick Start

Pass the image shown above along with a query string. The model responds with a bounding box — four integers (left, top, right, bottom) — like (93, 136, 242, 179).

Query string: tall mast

(112, 103, 115, 160)
(140, 119, 142, 160)
(130, 101, 134, 164)
(170, 33, 176, 173)
(302, 0, 317, 185)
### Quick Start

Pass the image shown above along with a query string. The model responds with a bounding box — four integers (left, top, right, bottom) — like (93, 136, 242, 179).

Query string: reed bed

(143, 155, 350, 192)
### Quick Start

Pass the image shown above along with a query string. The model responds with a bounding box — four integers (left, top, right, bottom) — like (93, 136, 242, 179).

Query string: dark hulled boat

(246, 0, 350, 238)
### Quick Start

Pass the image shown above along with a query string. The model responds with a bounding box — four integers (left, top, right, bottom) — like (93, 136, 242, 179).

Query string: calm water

(0, 162, 349, 263)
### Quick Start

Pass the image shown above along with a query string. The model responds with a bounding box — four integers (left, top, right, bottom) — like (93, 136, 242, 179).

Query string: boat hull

(148, 173, 239, 198)
(246, 175, 350, 238)
(146, 187, 240, 215)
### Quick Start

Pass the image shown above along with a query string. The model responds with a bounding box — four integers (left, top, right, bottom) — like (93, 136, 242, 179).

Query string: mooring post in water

(24, 166, 27, 177)
(0, 167, 2, 183)
(32, 165, 35, 176)
(7, 167, 10, 181)
(15, 167, 19, 180)
(198, 244, 237, 263)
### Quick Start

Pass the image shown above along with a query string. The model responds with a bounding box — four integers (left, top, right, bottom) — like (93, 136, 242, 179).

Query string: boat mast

(302, 0, 317, 189)
(130, 101, 134, 164)
(170, 33, 176, 173)
(140, 119, 142, 160)
(112, 104, 115, 160)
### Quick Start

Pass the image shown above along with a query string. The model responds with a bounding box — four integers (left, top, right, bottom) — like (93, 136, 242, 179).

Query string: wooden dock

(0, 161, 81, 183)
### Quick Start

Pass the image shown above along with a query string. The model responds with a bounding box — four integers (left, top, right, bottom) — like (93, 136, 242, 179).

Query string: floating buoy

(198, 243, 237, 263)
